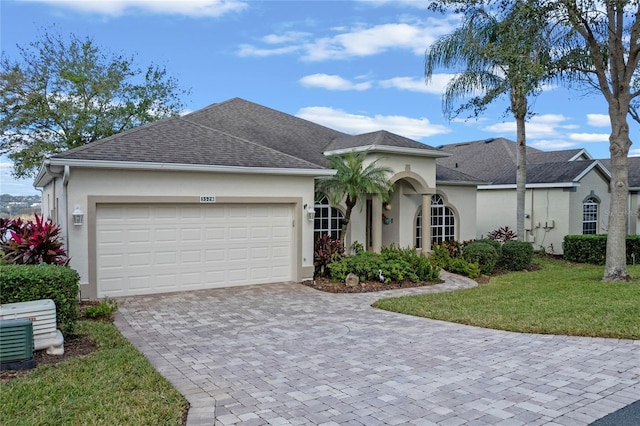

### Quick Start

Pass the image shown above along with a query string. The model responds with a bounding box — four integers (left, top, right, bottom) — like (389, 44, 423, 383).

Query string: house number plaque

(199, 196, 216, 203)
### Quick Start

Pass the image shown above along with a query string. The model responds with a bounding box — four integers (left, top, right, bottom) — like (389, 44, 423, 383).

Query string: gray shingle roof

(436, 165, 487, 184)
(599, 157, 640, 188)
(325, 130, 441, 154)
(437, 138, 604, 185)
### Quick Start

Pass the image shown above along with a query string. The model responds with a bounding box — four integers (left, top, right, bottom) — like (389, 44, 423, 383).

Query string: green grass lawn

(0, 320, 188, 426)
(373, 257, 640, 339)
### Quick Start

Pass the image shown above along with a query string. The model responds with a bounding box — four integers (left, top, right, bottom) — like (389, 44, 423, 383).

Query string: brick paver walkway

(114, 272, 639, 425)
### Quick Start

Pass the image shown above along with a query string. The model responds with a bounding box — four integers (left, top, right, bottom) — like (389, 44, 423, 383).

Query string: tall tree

(549, 0, 639, 281)
(316, 152, 393, 242)
(0, 29, 189, 178)
(425, 1, 552, 241)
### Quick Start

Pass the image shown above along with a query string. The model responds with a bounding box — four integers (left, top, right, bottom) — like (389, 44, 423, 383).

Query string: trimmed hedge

(564, 235, 640, 265)
(0, 264, 80, 334)
(498, 241, 534, 271)
(463, 241, 499, 275)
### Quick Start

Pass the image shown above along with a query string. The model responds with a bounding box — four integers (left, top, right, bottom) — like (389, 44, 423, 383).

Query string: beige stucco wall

(477, 167, 611, 254)
(42, 167, 316, 297)
(436, 184, 478, 243)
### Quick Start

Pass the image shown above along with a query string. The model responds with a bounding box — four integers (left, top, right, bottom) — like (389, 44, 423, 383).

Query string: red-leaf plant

(0, 214, 70, 265)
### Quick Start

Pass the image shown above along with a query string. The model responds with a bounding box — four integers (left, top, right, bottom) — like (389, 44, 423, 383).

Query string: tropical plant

(0, 29, 189, 178)
(546, 0, 639, 281)
(0, 214, 69, 265)
(314, 234, 345, 277)
(487, 225, 517, 243)
(425, 1, 553, 241)
(316, 151, 393, 242)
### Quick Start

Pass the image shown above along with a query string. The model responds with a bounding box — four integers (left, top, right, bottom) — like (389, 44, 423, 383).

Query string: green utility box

(0, 319, 35, 371)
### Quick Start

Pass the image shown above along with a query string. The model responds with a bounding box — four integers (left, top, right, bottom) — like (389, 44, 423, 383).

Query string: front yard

(0, 320, 188, 426)
(374, 256, 640, 340)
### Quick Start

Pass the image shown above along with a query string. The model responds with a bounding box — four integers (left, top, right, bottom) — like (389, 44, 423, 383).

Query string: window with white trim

(314, 195, 345, 241)
(416, 195, 456, 249)
(582, 196, 599, 234)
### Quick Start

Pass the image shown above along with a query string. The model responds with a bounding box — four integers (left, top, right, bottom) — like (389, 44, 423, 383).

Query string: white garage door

(96, 204, 293, 297)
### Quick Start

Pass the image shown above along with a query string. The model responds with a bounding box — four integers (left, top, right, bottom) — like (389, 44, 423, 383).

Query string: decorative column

(372, 195, 382, 253)
(421, 193, 432, 254)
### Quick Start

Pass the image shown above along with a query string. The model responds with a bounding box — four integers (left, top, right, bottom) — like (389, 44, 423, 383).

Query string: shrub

(463, 241, 499, 275)
(329, 246, 439, 283)
(446, 257, 481, 279)
(498, 241, 534, 271)
(486, 225, 517, 242)
(0, 214, 69, 265)
(473, 238, 503, 258)
(429, 245, 452, 269)
(563, 234, 640, 265)
(84, 298, 118, 320)
(314, 234, 345, 277)
(0, 264, 79, 334)
(438, 240, 465, 259)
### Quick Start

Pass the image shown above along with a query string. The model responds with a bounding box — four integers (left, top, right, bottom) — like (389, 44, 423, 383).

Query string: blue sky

(1, 0, 638, 196)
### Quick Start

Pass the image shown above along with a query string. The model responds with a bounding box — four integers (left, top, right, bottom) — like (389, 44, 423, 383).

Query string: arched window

(416, 194, 456, 249)
(582, 196, 599, 234)
(314, 195, 345, 241)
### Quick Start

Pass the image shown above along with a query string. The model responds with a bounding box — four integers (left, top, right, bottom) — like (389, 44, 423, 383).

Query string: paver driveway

(114, 272, 639, 426)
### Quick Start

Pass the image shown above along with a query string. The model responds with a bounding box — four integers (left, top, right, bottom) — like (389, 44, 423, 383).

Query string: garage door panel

(97, 203, 294, 297)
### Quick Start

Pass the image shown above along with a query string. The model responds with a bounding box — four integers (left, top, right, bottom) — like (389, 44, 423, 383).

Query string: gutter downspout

(62, 165, 70, 253)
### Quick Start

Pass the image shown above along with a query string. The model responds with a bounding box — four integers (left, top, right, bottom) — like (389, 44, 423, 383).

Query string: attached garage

(96, 203, 294, 297)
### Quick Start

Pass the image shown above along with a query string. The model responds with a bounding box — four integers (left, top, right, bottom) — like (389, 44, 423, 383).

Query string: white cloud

(238, 16, 461, 61)
(630, 148, 640, 157)
(586, 113, 611, 127)
(481, 114, 575, 139)
(18, 0, 248, 17)
(529, 139, 580, 150)
(569, 133, 610, 143)
(296, 106, 450, 140)
(299, 74, 372, 91)
(379, 74, 456, 95)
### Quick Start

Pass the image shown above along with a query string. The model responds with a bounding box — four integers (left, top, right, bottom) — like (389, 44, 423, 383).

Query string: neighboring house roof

(599, 157, 640, 189)
(37, 97, 474, 185)
(437, 137, 608, 186)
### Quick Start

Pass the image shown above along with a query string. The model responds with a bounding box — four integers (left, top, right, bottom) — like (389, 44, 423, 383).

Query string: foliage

(0, 264, 79, 334)
(498, 240, 534, 271)
(462, 241, 499, 275)
(486, 225, 517, 243)
(83, 298, 118, 320)
(351, 240, 365, 255)
(316, 152, 393, 241)
(314, 234, 345, 277)
(0, 214, 69, 265)
(564, 235, 640, 266)
(472, 238, 503, 258)
(0, 29, 189, 178)
(0, 320, 188, 425)
(328, 246, 439, 283)
(374, 257, 640, 340)
(446, 256, 481, 279)
(425, 1, 554, 241)
(428, 243, 480, 279)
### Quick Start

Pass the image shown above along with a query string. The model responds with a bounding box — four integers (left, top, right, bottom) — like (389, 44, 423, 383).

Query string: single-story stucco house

(437, 138, 613, 254)
(35, 98, 479, 299)
(600, 157, 640, 236)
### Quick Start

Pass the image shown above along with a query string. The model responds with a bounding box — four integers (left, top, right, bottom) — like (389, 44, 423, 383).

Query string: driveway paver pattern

(114, 272, 640, 426)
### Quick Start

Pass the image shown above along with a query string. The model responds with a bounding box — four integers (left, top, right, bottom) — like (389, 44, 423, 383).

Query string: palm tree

(316, 152, 393, 242)
(425, 1, 552, 241)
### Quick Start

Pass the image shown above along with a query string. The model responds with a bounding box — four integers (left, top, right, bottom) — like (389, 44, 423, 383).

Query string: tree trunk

(604, 111, 631, 282)
(515, 115, 527, 241)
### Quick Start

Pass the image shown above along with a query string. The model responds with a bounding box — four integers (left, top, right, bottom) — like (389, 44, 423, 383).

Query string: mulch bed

(303, 276, 443, 293)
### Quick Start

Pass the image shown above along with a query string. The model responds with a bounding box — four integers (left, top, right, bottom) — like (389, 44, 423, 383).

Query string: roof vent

(485, 138, 495, 143)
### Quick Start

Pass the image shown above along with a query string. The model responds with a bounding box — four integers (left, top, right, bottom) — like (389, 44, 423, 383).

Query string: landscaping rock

(345, 273, 360, 287)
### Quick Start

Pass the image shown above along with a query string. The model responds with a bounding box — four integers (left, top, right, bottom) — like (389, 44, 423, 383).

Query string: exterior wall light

(72, 205, 84, 226)
(304, 204, 316, 221)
